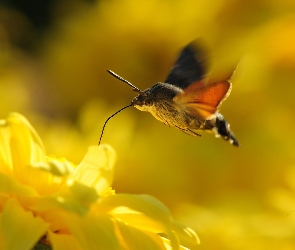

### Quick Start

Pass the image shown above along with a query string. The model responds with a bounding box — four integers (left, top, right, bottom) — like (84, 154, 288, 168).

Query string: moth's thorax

(131, 82, 182, 109)
(131, 82, 206, 129)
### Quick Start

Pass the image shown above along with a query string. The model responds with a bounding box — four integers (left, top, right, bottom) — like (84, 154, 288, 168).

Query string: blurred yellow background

(1, 0, 295, 249)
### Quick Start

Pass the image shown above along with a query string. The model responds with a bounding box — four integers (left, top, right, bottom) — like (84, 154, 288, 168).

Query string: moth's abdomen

(213, 113, 239, 147)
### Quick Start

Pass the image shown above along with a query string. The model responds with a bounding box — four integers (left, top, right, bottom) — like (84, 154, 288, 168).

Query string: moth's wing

(173, 80, 232, 119)
(165, 42, 210, 90)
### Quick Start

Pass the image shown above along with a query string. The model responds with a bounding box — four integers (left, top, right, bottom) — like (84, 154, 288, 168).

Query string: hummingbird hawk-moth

(99, 42, 239, 146)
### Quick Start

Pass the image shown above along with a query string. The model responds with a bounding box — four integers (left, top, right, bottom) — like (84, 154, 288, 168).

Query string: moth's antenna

(107, 70, 142, 93)
(98, 104, 132, 145)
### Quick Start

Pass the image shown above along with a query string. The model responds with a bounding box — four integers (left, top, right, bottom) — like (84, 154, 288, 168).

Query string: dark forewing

(165, 41, 209, 89)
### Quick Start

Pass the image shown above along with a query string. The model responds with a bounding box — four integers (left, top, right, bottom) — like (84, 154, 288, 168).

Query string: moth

(99, 42, 239, 146)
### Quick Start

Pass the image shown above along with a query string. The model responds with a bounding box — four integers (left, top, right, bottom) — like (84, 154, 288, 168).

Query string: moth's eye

(145, 99, 153, 106)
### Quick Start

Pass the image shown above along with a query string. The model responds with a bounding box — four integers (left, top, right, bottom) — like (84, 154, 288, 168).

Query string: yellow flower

(0, 113, 199, 250)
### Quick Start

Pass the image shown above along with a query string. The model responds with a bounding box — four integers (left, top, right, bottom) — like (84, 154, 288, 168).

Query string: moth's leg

(156, 109, 171, 127)
(186, 128, 201, 137)
(164, 122, 170, 127)
(174, 125, 201, 137)
(160, 115, 170, 127)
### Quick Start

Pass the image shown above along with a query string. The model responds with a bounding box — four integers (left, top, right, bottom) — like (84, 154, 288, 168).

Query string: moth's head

(131, 91, 154, 112)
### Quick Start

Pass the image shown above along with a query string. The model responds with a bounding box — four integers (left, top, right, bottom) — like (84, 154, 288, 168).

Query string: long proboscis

(98, 104, 132, 145)
(107, 70, 142, 93)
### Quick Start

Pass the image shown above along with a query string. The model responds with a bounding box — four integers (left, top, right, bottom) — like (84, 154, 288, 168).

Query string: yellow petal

(115, 220, 166, 250)
(72, 144, 116, 196)
(112, 210, 199, 248)
(99, 194, 171, 221)
(0, 172, 37, 197)
(33, 158, 74, 177)
(8, 113, 45, 169)
(49, 231, 81, 250)
(0, 119, 13, 174)
(8, 113, 45, 154)
(26, 159, 74, 196)
(66, 181, 99, 211)
(98, 194, 181, 249)
(161, 237, 190, 250)
(170, 221, 200, 247)
(0, 113, 45, 181)
(33, 182, 98, 215)
(110, 211, 165, 233)
(0, 199, 48, 250)
(64, 213, 121, 249)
